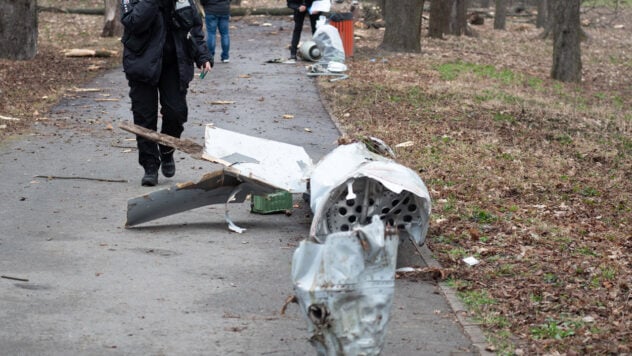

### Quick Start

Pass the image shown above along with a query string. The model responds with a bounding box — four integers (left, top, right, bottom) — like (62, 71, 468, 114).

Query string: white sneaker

(221, 59, 230, 63)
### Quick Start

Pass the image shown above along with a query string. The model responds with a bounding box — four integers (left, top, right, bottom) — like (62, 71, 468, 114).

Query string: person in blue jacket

(202, 0, 231, 63)
(287, 0, 320, 61)
(120, 0, 213, 186)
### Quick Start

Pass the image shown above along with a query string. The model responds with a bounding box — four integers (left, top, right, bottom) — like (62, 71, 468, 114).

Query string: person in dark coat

(201, 0, 231, 63)
(287, 0, 321, 61)
(120, 0, 212, 186)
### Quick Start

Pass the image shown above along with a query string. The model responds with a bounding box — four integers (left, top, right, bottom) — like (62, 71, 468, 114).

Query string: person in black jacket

(201, 0, 231, 63)
(120, 0, 212, 186)
(287, 0, 320, 61)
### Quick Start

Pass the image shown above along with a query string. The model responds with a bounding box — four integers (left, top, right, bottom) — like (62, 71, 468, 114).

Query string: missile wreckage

(121, 123, 431, 355)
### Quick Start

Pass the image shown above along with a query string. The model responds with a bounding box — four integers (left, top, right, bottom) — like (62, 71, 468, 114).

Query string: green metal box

(251, 190, 293, 214)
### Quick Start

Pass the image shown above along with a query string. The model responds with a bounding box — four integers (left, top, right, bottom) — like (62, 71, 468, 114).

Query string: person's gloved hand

(201, 61, 212, 76)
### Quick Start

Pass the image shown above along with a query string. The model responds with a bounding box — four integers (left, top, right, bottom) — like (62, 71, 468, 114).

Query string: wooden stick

(34, 175, 128, 183)
(67, 87, 102, 93)
(1, 275, 29, 282)
(119, 121, 204, 157)
(64, 49, 117, 58)
(0, 115, 21, 121)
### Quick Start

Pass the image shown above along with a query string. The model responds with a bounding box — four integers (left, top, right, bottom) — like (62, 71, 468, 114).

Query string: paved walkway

(0, 15, 483, 355)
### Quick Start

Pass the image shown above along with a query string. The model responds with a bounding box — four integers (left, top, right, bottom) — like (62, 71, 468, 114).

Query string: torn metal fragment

(292, 216, 398, 356)
(202, 125, 312, 193)
(225, 185, 246, 233)
(292, 141, 432, 355)
(125, 167, 277, 227)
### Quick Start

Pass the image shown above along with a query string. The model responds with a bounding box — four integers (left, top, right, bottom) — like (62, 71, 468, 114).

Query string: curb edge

(419, 244, 495, 356)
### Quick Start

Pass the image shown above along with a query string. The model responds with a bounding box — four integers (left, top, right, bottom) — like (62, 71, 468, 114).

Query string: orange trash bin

(329, 13, 354, 58)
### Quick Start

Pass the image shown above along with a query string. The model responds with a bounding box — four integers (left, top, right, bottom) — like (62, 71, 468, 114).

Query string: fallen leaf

(395, 141, 414, 148)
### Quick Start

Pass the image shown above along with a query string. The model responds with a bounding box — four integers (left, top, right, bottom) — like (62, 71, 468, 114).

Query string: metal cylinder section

(316, 177, 424, 239)
(299, 40, 322, 61)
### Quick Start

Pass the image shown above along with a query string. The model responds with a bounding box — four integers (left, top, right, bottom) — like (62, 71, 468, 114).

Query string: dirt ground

(321, 4, 630, 355)
(1, 1, 630, 354)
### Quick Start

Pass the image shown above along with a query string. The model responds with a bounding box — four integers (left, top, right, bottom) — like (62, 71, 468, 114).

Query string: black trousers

(128, 63, 187, 168)
(290, 9, 319, 56)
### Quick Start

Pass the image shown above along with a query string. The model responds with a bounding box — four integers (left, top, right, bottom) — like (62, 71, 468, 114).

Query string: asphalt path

(0, 15, 481, 355)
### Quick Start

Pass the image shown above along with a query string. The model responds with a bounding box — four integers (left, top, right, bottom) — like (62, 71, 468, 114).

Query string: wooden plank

(119, 122, 204, 158)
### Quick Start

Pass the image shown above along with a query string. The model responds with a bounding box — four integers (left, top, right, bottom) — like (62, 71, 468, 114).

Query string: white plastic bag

(312, 23, 345, 63)
(309, 0, 331, 14)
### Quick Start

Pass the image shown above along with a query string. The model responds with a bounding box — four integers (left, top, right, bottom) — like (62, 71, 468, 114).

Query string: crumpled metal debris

(122, 124, 433, 355)
(291, 142, 431, 355)
(202, 125, 312, 194)
(292, 216, 398, 356)
(125, 125, 312, 230)
(126, 167, 277, 228)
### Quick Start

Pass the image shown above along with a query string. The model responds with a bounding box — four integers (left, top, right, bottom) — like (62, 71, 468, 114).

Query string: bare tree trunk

(494, 0, 507, 30)
(380, 0, 424, 53)
(538, 0, 554, 38)
(536, 0, 547, 28)
(0, 0, 38, 60)
(451, 0, 470, 36)
(428, 0, 453, 39)
(102, 0, 123, 37)
(376, 0, 386, 17)
(550, 0, 581, 82)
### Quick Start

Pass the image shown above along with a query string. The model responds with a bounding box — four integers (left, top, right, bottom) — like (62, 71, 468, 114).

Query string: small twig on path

(34, 175, 128, 183)
(280, 295, 298, 315)
(2, 275, 29, 282)
(261, 350, 291, 355)
(111, 144, 136, 149)
(210, 100, 236, 105)
(67, 87, 102, 93)
(0, 115, 21, 121)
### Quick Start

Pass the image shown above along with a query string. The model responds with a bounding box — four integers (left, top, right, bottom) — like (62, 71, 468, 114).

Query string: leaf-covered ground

(0, 0, 121, 135)
(318, 5, 631, 355)
(1, 1, 630, 354)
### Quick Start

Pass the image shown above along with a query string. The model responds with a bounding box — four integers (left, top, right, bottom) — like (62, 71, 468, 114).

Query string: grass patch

(493, 112, 516, 123)
(470, 207, 498, 224)
(530, 319, 581, 340)
(459, 289, 496, 310)
(435, 61, 521, 85)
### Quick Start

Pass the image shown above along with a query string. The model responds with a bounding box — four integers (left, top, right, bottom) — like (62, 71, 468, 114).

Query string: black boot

(141, 164, 159, 186)
(161, 150, 176, 178)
